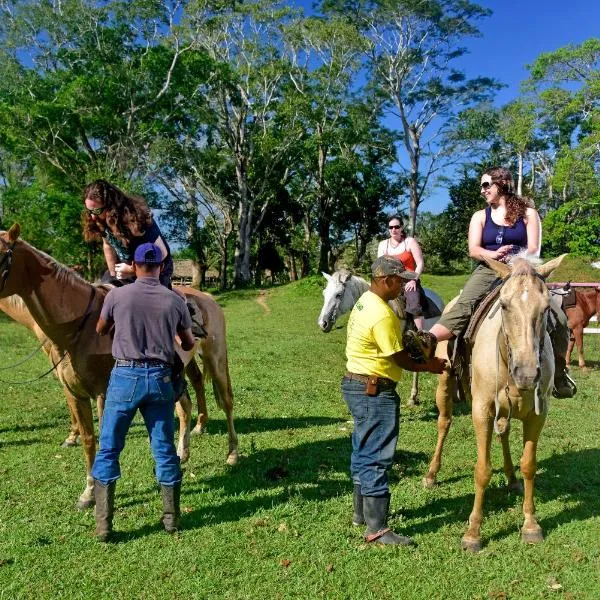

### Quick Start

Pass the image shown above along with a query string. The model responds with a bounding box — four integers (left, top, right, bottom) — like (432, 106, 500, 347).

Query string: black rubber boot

(352, 484, 365, 526)
(552, 356, 577, 398)
(186, 301, 208, 338)
(363, 495, 414, 546)
(94, 480, 116, 542)
(161, 483, 181, 533)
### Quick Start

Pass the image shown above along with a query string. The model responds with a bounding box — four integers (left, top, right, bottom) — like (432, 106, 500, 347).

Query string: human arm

(468, 211, 513, 262)
(393, 350, 447, 374)
(405, 237, 424, 292)
(102, 239, 119, 277)
(525, 208, 541, 257)
(96, 316, 114, 336)
(178, 327, 195, 351)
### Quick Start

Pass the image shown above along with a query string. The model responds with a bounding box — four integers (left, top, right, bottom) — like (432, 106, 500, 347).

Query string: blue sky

(415, 0, 600, 212)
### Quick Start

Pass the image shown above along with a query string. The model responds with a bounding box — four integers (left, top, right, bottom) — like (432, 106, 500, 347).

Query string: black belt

(115, 359, 169, 368)
(344, 371, 396, 389)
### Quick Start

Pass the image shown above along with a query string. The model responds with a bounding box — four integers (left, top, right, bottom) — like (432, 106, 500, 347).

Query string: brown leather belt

(344, 371, 396, 389)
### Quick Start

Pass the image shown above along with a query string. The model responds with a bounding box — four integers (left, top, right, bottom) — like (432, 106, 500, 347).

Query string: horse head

(0, 223, 22, 296)
(486, 254, 566, 391)
(318, 269, 359, 332)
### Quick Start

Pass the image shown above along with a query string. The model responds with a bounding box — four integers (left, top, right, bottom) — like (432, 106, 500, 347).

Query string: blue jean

(341, 377, 400, 497)
(92, 365, 181, 486)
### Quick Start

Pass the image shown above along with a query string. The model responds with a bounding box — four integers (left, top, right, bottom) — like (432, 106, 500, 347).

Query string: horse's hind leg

(423, 355, 454, 488)
(186, 359, 208, 435)
(407, 372, 419, 406)
(520, 414, 545, 544)
(499, 430, 522, 492)
(175, 392, 192, 464)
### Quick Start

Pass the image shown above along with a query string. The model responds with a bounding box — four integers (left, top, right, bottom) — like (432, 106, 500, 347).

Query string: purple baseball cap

(134, 242, 163, 264)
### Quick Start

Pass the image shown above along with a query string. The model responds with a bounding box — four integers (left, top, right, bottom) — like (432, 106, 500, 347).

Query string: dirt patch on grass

(256, 290, 271, 315)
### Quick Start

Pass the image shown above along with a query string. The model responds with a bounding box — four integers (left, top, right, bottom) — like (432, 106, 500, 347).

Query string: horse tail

(201, 350, 233, 413)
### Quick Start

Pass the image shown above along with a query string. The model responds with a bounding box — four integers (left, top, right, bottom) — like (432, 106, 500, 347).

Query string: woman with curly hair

(428, 166, 575, 398)
(82, 179, 174, 287)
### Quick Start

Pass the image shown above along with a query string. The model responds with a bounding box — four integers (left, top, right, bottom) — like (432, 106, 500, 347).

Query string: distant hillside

(546, 255, 600, 284)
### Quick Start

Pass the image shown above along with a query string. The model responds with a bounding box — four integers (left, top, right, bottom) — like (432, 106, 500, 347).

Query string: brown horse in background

(423, 255, 565, 552)
(565, 287, 600, 369)
(0, 224, 238, 509)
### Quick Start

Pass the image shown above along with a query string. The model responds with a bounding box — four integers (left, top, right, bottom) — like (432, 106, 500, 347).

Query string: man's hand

(115, 263, 134, 280)
(422, 356, 447, 374)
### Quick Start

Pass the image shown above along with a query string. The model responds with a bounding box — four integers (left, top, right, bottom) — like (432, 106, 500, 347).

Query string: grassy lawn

(0, 273, 599, 600)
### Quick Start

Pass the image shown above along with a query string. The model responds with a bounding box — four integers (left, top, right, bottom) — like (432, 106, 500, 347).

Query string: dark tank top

(481, 206, 527, 253)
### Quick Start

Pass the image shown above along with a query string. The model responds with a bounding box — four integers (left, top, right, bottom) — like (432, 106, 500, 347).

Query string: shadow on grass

(0, 418, 66, 435)
(189, 416, 346, 436)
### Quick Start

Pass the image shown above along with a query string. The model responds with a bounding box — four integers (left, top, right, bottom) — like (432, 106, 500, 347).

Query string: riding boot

(186, 301, 208, 339)
(363, 494, 414, 546)
(552, 355, 577, 399)
(161, 483, 181, 533)
(352, 484, 365, 526)
(94, 480, 116, 542)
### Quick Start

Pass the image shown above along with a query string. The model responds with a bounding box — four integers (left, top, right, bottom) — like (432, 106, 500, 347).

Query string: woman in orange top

(377, 216, 425, 329)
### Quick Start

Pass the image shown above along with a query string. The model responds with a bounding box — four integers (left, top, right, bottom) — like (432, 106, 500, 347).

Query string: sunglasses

(86, 206, 105, 216)
(480, 182, 494, 190)
(388, 225, 403, 230)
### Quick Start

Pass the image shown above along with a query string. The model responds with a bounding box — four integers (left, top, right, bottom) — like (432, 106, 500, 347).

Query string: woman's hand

(494, 245, 514, 262)
(404, 280, 417, 292)
(115, 263, 134, 279)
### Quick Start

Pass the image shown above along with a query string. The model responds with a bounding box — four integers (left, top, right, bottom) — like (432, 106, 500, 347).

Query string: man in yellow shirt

(342, 256, 446, 546)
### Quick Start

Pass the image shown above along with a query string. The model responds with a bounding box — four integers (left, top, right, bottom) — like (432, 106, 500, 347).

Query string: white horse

(318, 269, 444, 405)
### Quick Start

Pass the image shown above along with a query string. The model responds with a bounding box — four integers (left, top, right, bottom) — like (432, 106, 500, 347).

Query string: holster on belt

(345, 372, 394, 396)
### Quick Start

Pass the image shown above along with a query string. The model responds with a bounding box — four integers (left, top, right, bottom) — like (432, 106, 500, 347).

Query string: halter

(0, 237, 16, 294)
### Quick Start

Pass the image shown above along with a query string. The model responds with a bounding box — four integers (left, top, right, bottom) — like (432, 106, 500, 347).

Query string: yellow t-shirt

(345, 290, 404, 382)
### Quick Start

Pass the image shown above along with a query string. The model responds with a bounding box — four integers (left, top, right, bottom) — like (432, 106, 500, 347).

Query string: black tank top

(481, 206, 527, 253)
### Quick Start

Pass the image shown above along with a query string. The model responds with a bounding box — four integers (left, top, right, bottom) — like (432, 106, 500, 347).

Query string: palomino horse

(423, 255, 565, 551)
(0, 294, 101, 447)
(565, 287, 600, 369)
(318, 269, 444, 404)
(0, 224, 238, 509)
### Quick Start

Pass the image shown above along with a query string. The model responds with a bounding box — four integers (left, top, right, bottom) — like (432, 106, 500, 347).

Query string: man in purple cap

(91, 242, 195, 542)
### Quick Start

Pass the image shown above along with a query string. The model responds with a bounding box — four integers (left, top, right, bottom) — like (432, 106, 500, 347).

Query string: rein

(0, 286, 97, 385)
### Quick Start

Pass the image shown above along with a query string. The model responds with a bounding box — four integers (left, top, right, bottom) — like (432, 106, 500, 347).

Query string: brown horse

(565, 287, 600, 369)
(0, 294, 101, 447)
(423, 255, 565, 551)
(0, 224, 238, 509)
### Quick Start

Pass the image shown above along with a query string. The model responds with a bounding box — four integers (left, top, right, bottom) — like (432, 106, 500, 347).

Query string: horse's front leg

(175, 391, 192, 464)
(462, 410, 493, 552)
(186, 359, 208, 435)
(407, 372, 419, 406)
(572, 326, 586, 369)
(423, 355, 454, 488)
(68, 395, 96, 510)
(520, 413, 546, 544)
(62, 390, 81, 448)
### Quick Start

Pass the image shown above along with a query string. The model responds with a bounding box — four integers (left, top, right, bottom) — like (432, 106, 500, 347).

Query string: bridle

(0, 236, 16, 294)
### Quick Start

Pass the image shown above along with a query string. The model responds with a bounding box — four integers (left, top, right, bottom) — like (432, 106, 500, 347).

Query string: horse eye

(335, 292, 343, 299)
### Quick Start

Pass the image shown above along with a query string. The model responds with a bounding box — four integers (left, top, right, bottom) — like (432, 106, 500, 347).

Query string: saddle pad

(561, 288, 576, 310)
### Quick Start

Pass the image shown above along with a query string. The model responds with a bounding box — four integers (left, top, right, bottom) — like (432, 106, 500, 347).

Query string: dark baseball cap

(371, 256, 418, 280)
(133, 242, 163, 265)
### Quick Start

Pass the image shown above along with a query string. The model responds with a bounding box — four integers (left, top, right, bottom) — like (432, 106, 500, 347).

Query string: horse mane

(509, 258, 535, 277)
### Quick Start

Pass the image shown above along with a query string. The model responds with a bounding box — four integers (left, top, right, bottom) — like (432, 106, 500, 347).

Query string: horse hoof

(422, 476, 437, 489)
(179, 450, 190, 464)
(76, 498, 95, 510)
(506, 479, 523, 494)
(461, 536, 482, 553)
(522, 528, 544, 544)
(226, 452, 239, 466)
(191, 425, 205, 436)
(407, 398, 420, 407)
(61, 439, 79, 448)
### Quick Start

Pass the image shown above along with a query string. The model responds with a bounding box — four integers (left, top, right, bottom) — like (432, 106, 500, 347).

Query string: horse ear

(322, 272, 331, 281)
(536, 254, 568, 279)
(8, 223, 21, 242)
(483, 257, 511, 279)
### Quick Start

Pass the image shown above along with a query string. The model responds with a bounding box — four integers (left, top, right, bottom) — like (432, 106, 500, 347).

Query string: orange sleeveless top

(383, 239, 417, 272)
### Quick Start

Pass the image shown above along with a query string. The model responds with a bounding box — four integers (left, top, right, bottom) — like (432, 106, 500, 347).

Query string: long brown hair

(484, 167, 535, 226)
(82, 180, 153, 246)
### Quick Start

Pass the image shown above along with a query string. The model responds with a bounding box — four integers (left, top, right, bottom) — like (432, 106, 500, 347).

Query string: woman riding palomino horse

(427, 166, 575, 399)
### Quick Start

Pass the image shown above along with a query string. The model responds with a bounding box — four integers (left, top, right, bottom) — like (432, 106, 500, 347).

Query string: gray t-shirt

(100, 277, 193, 365)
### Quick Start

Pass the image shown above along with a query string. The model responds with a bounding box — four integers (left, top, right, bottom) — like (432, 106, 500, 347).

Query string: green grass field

(0, 273, 599, 600)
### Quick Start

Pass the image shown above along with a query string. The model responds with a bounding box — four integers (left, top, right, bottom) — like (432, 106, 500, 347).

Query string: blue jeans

(341, 377, 400, 497)
(92, 365, 181, 486)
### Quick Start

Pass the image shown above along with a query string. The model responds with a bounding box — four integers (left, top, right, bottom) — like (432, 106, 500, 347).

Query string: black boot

(161, 483, 181, 533)
(352, 484, 365, 526)
(363, 495, 414, 546)
(186, 301, 208, 339)
(94, 480, 115, 542)
(552, 356, 577, 398)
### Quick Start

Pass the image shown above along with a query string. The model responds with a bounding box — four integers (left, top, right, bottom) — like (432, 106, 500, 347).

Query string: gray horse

(318, 269, 444, 405)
